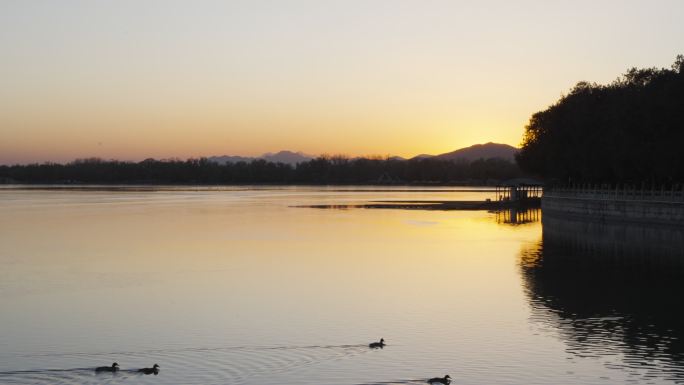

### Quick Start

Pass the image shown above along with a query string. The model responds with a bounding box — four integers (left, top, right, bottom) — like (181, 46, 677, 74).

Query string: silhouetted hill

(208, 155, 253, 164)
(436, 142, 518, 161)
(411, 142, 518, 161)
(209, 150, 312, 165)
(262, 151, 313, 164)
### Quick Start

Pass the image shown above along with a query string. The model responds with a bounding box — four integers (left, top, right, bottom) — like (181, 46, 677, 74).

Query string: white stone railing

(545, 185, 684, 203)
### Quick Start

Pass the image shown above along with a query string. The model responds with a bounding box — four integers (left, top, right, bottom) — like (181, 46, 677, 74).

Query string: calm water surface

(0, 186, 682, 384)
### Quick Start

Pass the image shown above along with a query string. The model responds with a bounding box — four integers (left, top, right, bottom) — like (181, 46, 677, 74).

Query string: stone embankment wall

(542, 187, 684, 225)
(541, 214, 684, 262)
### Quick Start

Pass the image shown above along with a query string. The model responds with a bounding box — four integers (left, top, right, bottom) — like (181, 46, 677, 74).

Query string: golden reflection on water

(517, 240, 543, 270)
(0, 189, 538, 335)
(7, 189, 681, 384)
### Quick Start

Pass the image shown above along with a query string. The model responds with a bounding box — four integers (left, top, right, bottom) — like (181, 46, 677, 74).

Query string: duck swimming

(427, 375, 451, 384)
(368, 338, 385, 348)
(138, 364, 160, 375)
(95, 363, 119, 372)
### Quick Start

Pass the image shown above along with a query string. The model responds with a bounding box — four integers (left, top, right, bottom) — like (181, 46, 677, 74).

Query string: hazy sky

(1, 1, 683, 164)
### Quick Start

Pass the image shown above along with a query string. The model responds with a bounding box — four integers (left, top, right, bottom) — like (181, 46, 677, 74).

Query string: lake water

(1, 186, 682, 384)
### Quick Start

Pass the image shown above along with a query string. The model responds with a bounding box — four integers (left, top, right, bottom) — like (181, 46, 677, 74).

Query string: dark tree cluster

(516, 55, 684, 184)
(0, 156, 524, 185)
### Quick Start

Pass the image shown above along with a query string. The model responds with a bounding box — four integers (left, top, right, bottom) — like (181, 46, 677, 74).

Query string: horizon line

(0, 142, 520, 166)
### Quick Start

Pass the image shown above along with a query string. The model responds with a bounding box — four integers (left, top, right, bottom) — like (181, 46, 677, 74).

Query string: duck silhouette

(138, 364, 160, 375)
(427, 374, 451, 384)
(368, 338, 385, 348)
(95, 362, 119, 372)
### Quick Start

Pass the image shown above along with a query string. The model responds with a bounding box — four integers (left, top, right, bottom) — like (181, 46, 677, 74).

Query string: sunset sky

(2, 0, 683, 164)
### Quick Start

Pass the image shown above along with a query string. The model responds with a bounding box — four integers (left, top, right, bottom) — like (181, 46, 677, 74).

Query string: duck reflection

(520, 215, 684, 381)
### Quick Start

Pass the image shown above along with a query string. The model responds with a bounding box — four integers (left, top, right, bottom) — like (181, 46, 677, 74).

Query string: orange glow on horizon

(1, 1, 682, 164)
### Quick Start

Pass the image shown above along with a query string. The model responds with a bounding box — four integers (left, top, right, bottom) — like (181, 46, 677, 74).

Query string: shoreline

(297, 199, 542, 211)
(0, 184, 499, 193)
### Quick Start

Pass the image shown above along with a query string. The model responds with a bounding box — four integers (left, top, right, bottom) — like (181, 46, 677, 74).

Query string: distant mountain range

(208, 143, 518, 165)
(209, 150, 313, 165)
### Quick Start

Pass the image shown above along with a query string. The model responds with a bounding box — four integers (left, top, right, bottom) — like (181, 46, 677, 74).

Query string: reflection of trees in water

(519, 217, 684, 381)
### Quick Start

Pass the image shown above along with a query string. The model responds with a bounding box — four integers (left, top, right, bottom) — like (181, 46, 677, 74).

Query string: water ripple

(0, 344, 374, 385)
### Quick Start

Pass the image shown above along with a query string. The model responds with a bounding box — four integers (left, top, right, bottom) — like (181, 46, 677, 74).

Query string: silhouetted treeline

(517, 55, 684, 183)
(0, 156, 524, 185)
